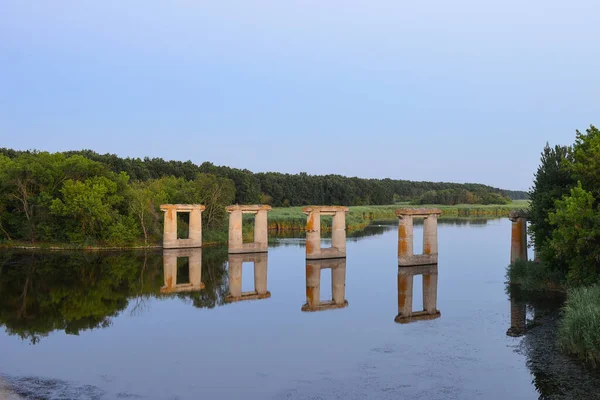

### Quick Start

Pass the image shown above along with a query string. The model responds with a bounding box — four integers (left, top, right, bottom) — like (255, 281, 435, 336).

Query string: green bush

(506, 259, 565, 292)
(559, 285, 600, 367)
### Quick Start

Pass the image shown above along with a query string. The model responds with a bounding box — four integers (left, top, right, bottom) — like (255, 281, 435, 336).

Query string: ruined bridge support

(509, 211, 529, 264)
(226, 205, 272, 254)
(302, 206, 349, 260)
(161, 248, 204, 294)
(225, 253, 271, 303)
(397, 208, 442, 266)
(302, 258, 348, 312)
(395, 264, 440, 324)
(160, 204, 205, 249)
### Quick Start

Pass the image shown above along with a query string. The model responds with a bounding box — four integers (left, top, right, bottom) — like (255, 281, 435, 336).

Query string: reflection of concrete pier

(302, 258, 348, 312)
(302, 206, 349, 259)
(506, 295, 527, 337)
(226, 205, 271, 254)
(397, 208, 442, 266)
(395, 264, 440, 324)
(509, 211, 529, 263)
(160, 204, 205, 249)
(161, 248, 205, 293)
(225, 253, 271, 302)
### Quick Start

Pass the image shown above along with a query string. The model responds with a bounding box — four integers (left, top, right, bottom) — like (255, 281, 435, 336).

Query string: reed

(559, 285, 600, 367)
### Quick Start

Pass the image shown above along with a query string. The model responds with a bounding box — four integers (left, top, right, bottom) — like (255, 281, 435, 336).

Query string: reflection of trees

(0, 248, 230, 344)
(506, 285, 600, 399)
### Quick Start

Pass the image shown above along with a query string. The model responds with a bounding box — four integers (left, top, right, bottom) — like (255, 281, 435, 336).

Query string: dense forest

(0, 148, 526, 246)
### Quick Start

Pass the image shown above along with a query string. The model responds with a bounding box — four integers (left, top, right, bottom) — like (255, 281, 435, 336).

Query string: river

(1, 218, 600, 399)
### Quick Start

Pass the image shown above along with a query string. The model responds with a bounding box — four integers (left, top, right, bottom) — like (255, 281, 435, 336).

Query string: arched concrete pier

(395, 264, 440, 324)
(225, 205, 272, 254)
(225, 253, 271, 302)
(396, 208, 442, 266)
(160, 204, 205, 249)
(161, 248, 204, 294)
(302, 206, 349, 260)
(509, 210, 529, 263)
(301, 258, 348, 312)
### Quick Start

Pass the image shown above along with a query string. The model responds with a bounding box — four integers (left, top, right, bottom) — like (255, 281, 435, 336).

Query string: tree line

(0, 148, 526, 245)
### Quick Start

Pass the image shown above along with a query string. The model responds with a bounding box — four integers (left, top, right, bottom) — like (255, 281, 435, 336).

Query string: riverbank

(507, 260, 600, 369)
(0, 201, 528, 250)
(267, 201, 529, 231)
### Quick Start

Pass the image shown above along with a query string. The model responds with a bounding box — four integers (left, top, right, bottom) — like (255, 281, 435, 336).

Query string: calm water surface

(1, 219, 600, 399)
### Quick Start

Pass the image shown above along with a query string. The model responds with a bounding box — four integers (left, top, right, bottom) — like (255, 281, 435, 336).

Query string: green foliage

(546, 184, 600, 285)
(570, 125, 600, 191)
(506, 259, 565, 292)
(528, 143, 574, 253)
(411, 188, 510, 205)
(0, 249, 229, 343)
(559, 285, 600, 367)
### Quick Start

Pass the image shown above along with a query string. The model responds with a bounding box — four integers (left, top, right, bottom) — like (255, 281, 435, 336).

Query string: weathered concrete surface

(395, 264, 441, 324)
(302, 258, 348, 312)
(225, 253, 271, 302)
(160, 204, 205, 249)
(397, 209, 441, 266)
(226, 204, 271, 254)
(161, 248, 205, 294)
(302, 206, 349, 260)
(509, 214, 528, 263)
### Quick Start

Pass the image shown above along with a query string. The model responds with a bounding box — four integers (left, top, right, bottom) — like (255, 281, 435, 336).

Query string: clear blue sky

(1, 1, 598, 191)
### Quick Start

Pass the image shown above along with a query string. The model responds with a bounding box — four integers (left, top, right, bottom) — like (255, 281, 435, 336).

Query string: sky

(1, 1, 599, 191)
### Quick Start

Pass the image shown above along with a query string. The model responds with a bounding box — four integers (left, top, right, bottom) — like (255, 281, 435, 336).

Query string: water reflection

(225, 253, 270, 302)
(395, 264, 441, 324)
(161, 249, 204, 294)
(301, 258, 348, 312)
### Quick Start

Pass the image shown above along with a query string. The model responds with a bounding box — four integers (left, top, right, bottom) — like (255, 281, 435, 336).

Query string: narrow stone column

(510, 217, 528, 263)
(189, 249, 202, 289)
(397, 273, 414, 319)
(163, 207, 178, 249)
(254, 254, 268, 295)
(228, 255, 243, 298)
(254, 209, 269, 249)
(398, 215, 414, 260)
(331, 211, 347, 253)
(305, 210, 321, 258)
(423, 215, 438, 255)
(228, 208, 244, 250)
(423, 272, 438, 314)
(163, 250, 177, 291)
(305, 262, 321, 309)
(331, 260, 346, 306)
(189, 208, 202, 246)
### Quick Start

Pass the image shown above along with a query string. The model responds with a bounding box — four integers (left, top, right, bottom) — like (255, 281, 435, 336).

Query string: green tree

(528, 143, 574, 252)
(546, 184, 600, 285)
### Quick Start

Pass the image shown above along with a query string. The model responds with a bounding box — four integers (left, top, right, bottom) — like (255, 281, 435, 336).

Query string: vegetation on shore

(0, 148, 526, 248)
(506, 125, 600, 366)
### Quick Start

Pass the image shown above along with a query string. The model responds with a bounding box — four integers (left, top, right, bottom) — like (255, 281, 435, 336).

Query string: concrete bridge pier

(397, 208, 442, 266)
(226, 205, 272, 254)
(160, 204, 205, 249)
(509, 211, 529, 263)
(302, 206, 349, 259)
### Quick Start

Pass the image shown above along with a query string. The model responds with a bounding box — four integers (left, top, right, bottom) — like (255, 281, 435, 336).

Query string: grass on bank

(559, 285, 600, 367)
(506, 259, 565, 292)
(269, 201, 529, 231)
